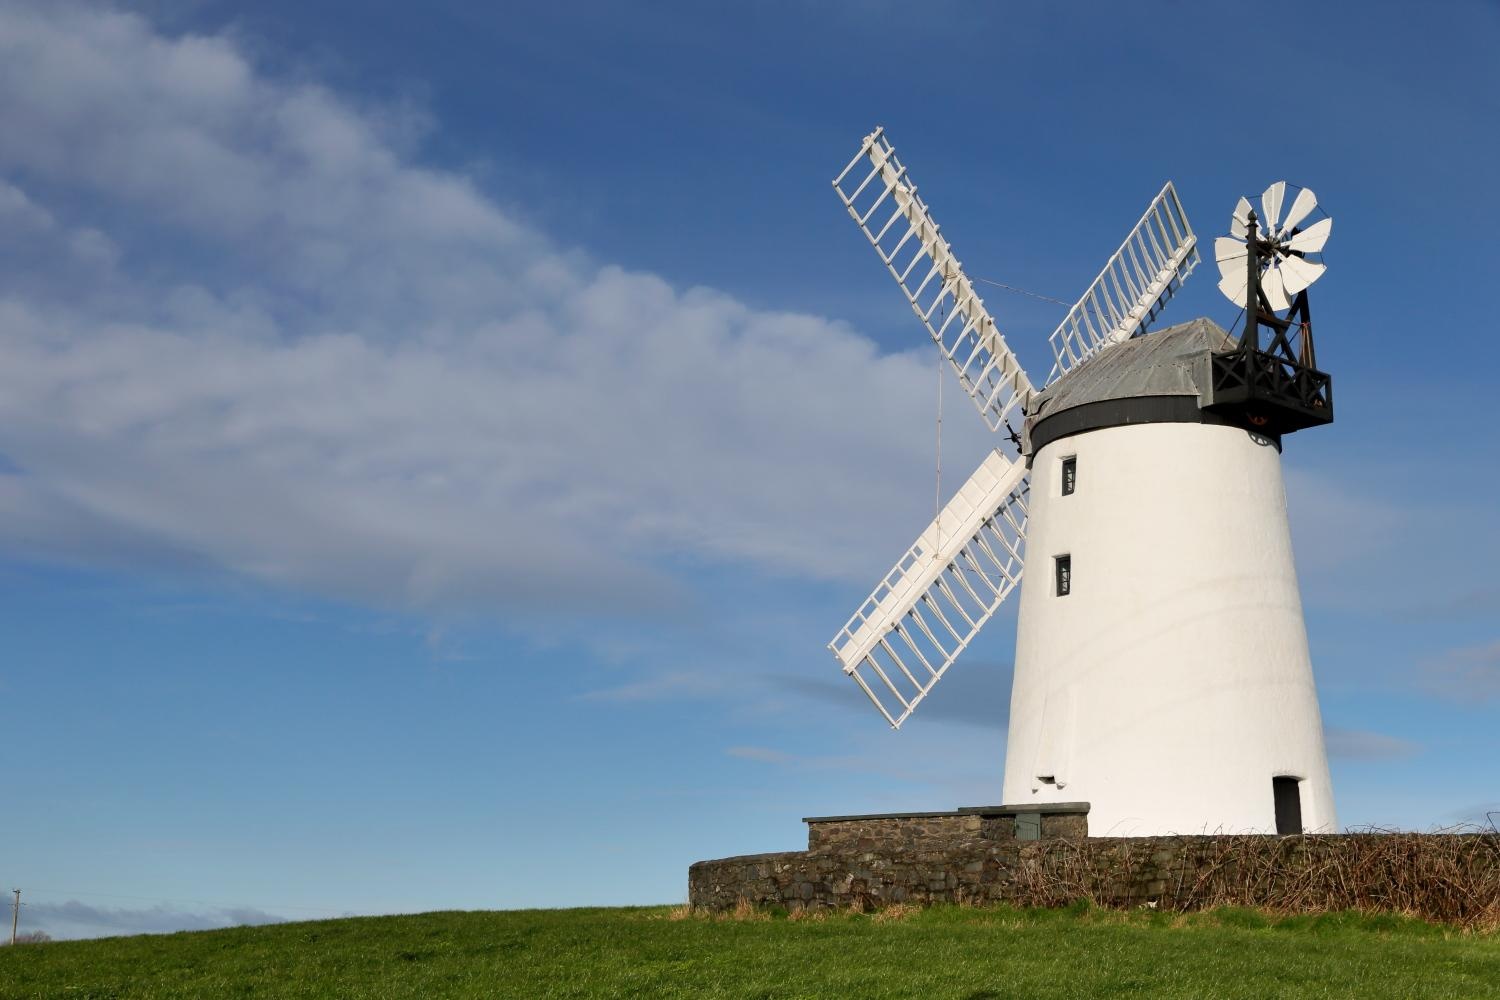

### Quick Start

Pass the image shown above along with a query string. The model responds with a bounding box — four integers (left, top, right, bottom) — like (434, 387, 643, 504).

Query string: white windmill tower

(827, 127, 1337, 836)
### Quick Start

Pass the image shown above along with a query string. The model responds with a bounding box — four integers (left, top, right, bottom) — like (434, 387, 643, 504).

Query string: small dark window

(1273, 776, 1303, 835)
(1055, 555, 1071, 596)
(1061, 456, 1077, 496)
(1015, 813, 1041, 841)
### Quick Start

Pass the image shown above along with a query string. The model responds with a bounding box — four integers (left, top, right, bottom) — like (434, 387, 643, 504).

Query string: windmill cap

(1027, 318, 1255, 455)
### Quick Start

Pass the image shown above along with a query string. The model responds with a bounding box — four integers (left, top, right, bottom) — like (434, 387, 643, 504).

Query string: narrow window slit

(1273, 776, 1303, 835)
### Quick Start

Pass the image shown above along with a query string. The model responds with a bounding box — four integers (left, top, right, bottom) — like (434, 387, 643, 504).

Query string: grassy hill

(2, 903, 1498, 999)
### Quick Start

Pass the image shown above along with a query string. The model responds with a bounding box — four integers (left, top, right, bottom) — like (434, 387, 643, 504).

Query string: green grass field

(2, 904, 1497, 999)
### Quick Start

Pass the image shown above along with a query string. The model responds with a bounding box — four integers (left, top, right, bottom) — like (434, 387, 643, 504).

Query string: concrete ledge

(802, 810, 970, 823)
(810, 803, 1092, 821)
(686, 850, 803, 871)
(958, 803, 1091, 816)
(804, 803, 1091, 823)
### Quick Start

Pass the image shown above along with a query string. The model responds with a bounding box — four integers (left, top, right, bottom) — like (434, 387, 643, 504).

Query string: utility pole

(9, 889, 17, 946)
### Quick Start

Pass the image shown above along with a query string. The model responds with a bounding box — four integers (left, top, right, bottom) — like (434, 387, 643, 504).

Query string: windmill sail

(833, 128, 1035, 435)
(829, 450, 1028, 728)
(1044, 182, 1199, 386)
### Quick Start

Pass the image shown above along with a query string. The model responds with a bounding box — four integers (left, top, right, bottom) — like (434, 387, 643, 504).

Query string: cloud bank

(23, 898, 287, 939)
(1422, 640, 1500, 703)
(1323, 726, 1419, 761)
(0, 3, 982, 616)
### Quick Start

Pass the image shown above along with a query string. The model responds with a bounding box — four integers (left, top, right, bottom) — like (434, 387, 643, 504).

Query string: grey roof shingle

(1031, 317, 1234, 420)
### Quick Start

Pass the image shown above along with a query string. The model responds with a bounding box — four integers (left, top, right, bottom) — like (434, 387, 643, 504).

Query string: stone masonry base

(688, 808, 1499, 925)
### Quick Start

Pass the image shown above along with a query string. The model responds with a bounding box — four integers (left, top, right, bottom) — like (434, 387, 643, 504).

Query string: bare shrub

(1002, 831, 1499, 930)
(3, 931, 51, 945)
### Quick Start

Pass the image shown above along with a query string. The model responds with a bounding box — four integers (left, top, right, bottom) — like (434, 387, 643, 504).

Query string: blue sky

(1, 0, 1496, 940)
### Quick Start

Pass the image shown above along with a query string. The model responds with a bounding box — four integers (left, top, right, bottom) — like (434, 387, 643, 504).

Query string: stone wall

(688, 833, 1500, 927)
(804, 807, 1088, 854)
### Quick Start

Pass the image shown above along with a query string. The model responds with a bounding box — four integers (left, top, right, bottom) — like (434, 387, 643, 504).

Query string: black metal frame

(1204, 209, 1333, 436)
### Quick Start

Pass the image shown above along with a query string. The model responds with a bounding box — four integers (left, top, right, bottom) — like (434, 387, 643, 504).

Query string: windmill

(827, 128, 1337, 836)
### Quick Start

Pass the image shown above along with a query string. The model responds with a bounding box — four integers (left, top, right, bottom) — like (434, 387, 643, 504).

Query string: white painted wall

(1002, 421, 1337, 835)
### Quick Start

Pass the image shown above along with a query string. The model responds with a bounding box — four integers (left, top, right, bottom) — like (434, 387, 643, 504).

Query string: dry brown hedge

(1004, 830, 1499, 929)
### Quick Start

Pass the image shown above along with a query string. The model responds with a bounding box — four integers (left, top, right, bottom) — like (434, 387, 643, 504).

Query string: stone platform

(805, 803, 1090, 852)
(690, 803, 1092, 912)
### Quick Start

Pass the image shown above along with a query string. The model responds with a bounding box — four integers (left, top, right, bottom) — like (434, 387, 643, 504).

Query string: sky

(0, 0, 1496, 940)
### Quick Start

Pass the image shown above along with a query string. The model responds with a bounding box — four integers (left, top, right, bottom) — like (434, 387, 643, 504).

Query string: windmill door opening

(1273, 776, 1303, 835)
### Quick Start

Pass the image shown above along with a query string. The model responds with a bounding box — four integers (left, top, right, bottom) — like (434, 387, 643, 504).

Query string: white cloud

(1323, 726, 1419, 761)
(0, 4, 988, 617)
(1283, 467, 1404, 576)
(1283, 463, 1500, 621)
(23, 898, 287, 940)
(727, 745, 797, 765)
(0, 177, 55, 231)
(1446, 802, 1500, 829)
(774, 660, 1014, 731)
(723, 729, 1006, 804)
(1421, 639, 1500, 703)
(581, 671, 734, 703)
